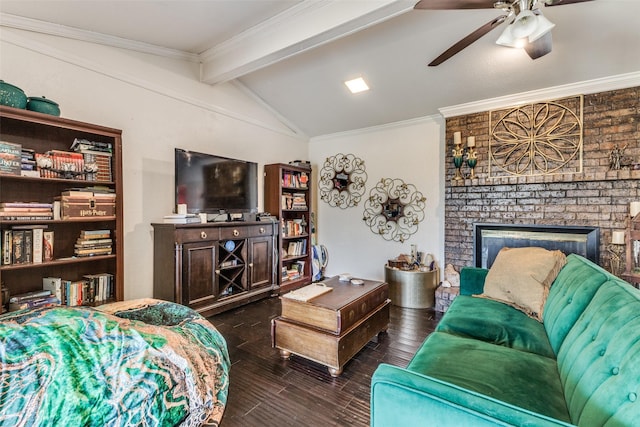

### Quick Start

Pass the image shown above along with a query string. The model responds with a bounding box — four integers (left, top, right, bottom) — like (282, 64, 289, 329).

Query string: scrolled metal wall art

(489, 96, 583, 178)
(318, 153, 367, 209)
(363, 178, 426, 243)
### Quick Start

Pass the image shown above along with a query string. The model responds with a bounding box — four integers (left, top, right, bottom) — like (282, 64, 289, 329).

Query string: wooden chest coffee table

(272, 276, 390, 377)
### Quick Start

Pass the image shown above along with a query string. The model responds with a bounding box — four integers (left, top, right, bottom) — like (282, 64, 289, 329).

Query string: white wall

(309, 116, 446, 283)
(0, 29, 308, 300)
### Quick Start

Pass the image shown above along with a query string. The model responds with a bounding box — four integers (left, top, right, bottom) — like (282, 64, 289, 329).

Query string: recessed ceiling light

(344, 77, 369, 94)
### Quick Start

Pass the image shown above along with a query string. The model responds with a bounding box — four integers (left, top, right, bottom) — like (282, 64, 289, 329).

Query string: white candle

(453, 131, 461, 145)
(631, 201, 640, 218)
(612, 231, 625, 245)
(467, 136, 475, 147)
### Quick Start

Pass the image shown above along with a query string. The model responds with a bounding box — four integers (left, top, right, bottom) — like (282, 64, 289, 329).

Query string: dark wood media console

(152, 220, 278, 316)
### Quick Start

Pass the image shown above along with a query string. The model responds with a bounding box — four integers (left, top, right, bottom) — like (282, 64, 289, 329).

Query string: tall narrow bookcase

(264, 163, 312, 293)
(0, 106, 123, 309)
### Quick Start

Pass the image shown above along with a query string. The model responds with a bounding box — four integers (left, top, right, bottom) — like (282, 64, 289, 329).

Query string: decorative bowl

(26, 96, 60, 116)
(0, 80, 28, 109)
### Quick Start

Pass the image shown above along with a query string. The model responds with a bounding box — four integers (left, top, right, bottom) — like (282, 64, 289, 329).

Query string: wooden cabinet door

(182, 241, 217, 308)
(248, 235, 273, 289)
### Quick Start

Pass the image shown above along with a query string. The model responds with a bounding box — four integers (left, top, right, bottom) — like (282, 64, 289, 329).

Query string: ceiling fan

(415, 0, 594, 66)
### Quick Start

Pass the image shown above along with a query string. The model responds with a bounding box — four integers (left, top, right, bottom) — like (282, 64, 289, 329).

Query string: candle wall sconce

(318, 153, 367, 209)
(451, 132, 479, 181)
(362, 178, 426, 243)
(452, 131, 464, 181)
(466, 136, 477, 179)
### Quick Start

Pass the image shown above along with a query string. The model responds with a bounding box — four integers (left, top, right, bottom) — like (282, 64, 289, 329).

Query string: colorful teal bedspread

(0, 298, 230, 426)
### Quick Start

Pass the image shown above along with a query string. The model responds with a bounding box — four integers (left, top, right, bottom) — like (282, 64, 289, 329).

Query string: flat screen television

(175, 148, 258, 214)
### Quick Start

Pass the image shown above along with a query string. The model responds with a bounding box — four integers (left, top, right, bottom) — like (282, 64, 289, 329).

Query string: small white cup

(177, 204, 187, 215)
(199, 213, 208, 223)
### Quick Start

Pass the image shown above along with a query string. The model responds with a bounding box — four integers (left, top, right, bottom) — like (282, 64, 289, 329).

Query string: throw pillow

(477, 247, 567, 321)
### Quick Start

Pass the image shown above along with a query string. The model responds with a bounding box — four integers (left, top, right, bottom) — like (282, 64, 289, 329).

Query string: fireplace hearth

(474, 223, 600, 269)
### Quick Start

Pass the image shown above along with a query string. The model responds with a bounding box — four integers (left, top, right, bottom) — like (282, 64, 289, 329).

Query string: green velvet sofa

(371, 254, 640, 426)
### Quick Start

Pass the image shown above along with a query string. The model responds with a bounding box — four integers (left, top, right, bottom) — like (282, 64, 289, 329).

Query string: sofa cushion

(478, 247, 566, 321)
(557, 280, 640, 426)
(436, 295, 555, 358)
(543, 254, 610, 354)
(407, 332, 571, 423)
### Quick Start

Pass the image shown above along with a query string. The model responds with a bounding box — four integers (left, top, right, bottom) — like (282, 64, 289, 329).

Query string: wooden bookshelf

(0, 106, 123, 309)
(264, 163, 312, 293)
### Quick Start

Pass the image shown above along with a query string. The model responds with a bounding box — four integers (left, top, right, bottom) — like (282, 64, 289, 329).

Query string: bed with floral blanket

(0, 298, 229, 426)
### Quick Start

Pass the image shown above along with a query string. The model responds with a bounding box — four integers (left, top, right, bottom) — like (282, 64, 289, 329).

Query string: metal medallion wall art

(489, 96, 583, 178)
(363, 178, 426, 243)
(318, 153, 367, 209)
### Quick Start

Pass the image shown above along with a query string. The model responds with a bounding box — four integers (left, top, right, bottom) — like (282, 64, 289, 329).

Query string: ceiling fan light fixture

(510, 10, 538, 39)
(496, 24, 518, 47)
(527, 13, 555, 42)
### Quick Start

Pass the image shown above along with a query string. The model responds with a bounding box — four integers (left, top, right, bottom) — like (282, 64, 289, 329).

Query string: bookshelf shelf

(0, 254, 117, 271)
(264, 163, 313, 293)
(0, 106, 123, 309)
(0, 174, 115, 186)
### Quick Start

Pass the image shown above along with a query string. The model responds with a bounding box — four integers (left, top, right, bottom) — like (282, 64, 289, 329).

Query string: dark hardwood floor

(209, 295, 442, 426)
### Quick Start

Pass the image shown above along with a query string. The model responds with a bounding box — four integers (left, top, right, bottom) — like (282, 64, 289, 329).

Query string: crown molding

(311, 114, 443, 143)
(0, 13, 199, 62)
(0, 29, 305, 140)
(439, 72, 640, 118)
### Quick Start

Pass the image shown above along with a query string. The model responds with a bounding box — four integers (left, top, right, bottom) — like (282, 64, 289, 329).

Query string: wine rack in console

(264, 163, 312, 293)
(0, 106, 123, 311)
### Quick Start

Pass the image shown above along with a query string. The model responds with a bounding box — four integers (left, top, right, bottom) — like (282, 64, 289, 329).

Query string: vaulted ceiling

(1, 0, 639, 137)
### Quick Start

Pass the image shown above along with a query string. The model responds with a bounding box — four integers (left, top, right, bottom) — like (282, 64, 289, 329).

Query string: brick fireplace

(444, 86, 640, 271)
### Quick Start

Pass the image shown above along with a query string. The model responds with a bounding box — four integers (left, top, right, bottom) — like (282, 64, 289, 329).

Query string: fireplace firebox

(474, 223, 600, 269)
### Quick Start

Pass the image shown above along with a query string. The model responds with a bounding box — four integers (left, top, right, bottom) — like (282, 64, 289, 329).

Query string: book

(9, 289, 52, 303)
(11, 230, 25, 264)
(42, 277, 63, 302)
(23, 230, 33, 263)
(0, 141, 22, 175)
(0, 202, 53, 209)
(43, 231, 54, 262)
(79, 230, 111, 239)
(2, 230, 11, 265)
(32, 228, 43, 264)
(163, 216, 201, 224)
(9, 295, 59, 312)
(282, 283, 332, 302)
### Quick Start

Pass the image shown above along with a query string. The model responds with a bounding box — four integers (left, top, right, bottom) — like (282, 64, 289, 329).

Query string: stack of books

(8, 289, 59, 312)
(70, 138, 113, 182)
(0, 202, 53, 220)
(74, 229, 112, 257)
(21, 148, 38, 177)
(42, 150, 85, 179)
(291, 193, 307, 210)
(163, 214, 200, 224)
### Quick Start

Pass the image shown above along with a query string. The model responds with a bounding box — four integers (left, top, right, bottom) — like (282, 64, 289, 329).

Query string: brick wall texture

(445, 86, 639, 271)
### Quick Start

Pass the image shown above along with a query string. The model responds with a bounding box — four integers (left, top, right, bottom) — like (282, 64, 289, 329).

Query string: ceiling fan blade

(428, 15, 508, 66)
(544, 0, 594, 6)
(414, 0, 496, 10)
(524, 32, 553, 59)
